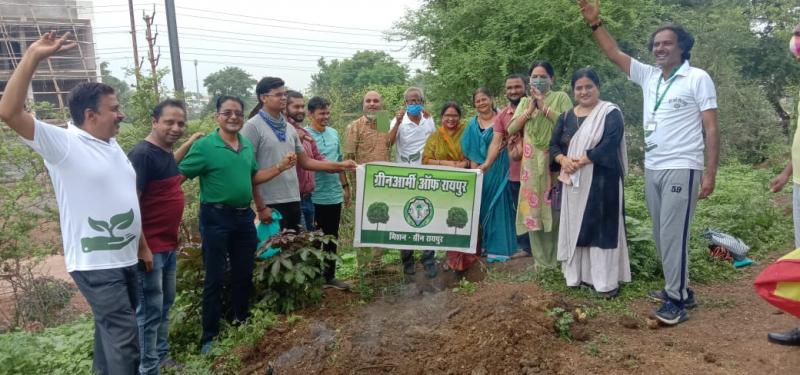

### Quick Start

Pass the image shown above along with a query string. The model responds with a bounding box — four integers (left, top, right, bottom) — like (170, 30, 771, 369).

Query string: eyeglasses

(218, 111, 244, 118)
(405, 98, 423, 105)
(264, 92, 288, 98)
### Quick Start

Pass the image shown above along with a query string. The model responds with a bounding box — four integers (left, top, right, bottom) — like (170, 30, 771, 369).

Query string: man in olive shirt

(178, 96, 294, 352)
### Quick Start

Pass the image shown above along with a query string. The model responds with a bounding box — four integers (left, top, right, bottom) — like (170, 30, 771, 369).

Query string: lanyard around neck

(653, 67, 680, 114)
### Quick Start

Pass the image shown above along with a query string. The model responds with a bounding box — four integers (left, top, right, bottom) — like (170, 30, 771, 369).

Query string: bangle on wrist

(590, 19, 603, 31)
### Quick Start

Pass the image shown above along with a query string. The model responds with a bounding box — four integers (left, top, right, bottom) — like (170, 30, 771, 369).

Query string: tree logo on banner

(403, 196, 434, 228)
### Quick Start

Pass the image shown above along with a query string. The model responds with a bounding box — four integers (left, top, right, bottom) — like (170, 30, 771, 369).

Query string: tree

(100, 61, 131, 105)
(446, 207, 469, 234)
(394, 0, 800, 166)
(203, 66, 256, 113)
(311, 51, 408, 113)
(366, 202, 390, 230)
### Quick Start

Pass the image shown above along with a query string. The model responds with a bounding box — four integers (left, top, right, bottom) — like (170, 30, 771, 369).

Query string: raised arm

(578, 0, 632, 75)
(0, 32, 76, 139)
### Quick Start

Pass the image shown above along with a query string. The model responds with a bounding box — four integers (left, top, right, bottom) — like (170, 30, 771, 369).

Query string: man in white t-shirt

(388, 87, 438, 278)
(0, 32, 149, 374)
(580, 1, 719, 326)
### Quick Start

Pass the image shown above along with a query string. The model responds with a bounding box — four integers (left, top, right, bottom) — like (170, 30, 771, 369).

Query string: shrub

(253, 230, 339, 314)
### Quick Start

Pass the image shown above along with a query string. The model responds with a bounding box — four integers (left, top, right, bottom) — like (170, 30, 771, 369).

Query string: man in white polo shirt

(579, 1, 719, 326)
(0, 32, 148, 374)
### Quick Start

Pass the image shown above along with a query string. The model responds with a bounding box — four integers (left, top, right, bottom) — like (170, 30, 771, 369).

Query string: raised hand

(578, 0, 600, 24)
(29, 31, 77, 60)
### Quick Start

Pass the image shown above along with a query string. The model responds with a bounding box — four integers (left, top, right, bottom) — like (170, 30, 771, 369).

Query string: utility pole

(127, 0, 141, 81)
(143, 9, 160, 97)
(194, 59, 200, 95)
(165, 0, 184, 97)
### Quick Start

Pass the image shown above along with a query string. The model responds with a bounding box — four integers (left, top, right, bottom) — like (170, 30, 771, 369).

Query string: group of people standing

(0, 0, 732, 373)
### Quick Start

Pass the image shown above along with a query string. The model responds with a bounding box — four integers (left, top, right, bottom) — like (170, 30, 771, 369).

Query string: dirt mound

(239, 282, 577, 374)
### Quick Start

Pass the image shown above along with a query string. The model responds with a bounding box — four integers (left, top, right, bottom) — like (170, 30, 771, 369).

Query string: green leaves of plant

(87, 217, 109, 233)
(110, 209, 134, 230)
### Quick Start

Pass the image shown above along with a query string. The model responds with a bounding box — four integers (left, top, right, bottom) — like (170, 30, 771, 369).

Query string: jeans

(199, 203, 258, 345)
(269, 201, 302, 233)
(314, 203, 342, 281)
(70, 265, 140, 375)
(509, 181, 532, 252)
(300, 196, 315, 231)
(136, 251, 177, 375)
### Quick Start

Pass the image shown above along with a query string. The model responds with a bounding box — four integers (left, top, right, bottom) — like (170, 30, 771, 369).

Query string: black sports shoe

(648, 288, 697, 309)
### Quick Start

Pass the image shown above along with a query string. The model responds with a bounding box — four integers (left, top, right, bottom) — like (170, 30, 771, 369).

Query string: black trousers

(199, 203, 258, 345)
(269, 201, 302, 233)
(314, 203, 342, 281)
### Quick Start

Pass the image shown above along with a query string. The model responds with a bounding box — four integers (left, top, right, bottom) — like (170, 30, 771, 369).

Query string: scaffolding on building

(0, 0, 99, 121)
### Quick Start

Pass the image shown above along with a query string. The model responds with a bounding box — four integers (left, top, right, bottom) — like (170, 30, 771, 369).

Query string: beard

(288, 112, 305, 124)
(507, 96, 522, 106)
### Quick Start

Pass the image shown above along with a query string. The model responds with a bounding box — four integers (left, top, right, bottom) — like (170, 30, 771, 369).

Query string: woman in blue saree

(461, 87, 517, 261)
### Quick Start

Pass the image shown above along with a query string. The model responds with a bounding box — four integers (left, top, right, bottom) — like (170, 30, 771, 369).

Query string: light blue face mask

(406, 104, 423, 116)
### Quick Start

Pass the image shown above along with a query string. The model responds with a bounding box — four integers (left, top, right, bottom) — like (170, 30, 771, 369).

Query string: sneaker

(424, 262, 438, 278)
(654, 299, 689, 326)
(200, 341, 214, 355)
(324, 278, 351, 290)
(648, 289, 697, 309)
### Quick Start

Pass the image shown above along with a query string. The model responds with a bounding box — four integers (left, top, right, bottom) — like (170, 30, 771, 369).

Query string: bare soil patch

(236, 255, 800, 374)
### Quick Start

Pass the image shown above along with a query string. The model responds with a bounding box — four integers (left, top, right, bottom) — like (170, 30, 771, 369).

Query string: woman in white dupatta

(550, 68, 631, 298)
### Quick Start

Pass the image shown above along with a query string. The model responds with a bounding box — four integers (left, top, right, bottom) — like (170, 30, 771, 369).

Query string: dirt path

(236, 254, 800, 374)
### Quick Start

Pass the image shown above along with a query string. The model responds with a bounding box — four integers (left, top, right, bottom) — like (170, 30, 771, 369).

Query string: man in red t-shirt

(483, 74, 532, 256)
(128, 99, 201, 373)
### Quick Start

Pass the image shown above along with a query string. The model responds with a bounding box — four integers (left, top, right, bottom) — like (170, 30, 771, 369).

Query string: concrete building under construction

(0, 0, 98, 119)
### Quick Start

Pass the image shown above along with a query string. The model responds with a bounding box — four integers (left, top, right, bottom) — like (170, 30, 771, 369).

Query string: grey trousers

(644, 169, 701, 303)
(71, 265, 140, 375)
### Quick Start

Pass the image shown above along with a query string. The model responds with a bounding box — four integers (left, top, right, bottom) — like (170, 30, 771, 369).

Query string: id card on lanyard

(646, 69, 678, 135)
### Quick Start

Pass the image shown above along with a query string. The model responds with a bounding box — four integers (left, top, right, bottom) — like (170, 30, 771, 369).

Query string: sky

(79, 0, 426, 95)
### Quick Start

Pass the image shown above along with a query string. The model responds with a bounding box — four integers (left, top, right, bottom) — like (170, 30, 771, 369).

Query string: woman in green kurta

(507, 61, 573, 268)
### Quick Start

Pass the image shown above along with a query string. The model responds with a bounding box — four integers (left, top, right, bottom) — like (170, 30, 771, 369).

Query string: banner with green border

(354, 162, 482, 253)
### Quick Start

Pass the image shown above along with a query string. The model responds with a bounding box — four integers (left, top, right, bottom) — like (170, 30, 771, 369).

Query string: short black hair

(67, 82, 115, 126)
(307, 96, 330, 113)
(250, 76, 285, 118)
(286, 90, 303, 104)
(647, 24, 695, 61)
(151, 98, 186, 120)
(571, 68, 602, 89)
(439, 101, 462, 118)
(216, 95, 244, 112)
(528, 60, 555, 77)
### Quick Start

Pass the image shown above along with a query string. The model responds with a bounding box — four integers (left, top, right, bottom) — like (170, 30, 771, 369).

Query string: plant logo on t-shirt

(80, 209, 137, 252)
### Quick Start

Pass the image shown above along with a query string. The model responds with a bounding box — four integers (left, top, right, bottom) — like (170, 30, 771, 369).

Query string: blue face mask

(406, 104, 423, 116)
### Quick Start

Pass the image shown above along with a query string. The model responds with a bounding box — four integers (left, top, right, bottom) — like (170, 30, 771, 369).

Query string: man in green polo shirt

(178, 96, 294, 353)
